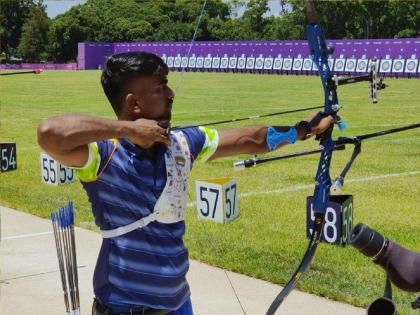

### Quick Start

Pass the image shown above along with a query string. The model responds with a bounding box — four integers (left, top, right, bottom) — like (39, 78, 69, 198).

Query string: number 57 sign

(195, 178, 239, 223)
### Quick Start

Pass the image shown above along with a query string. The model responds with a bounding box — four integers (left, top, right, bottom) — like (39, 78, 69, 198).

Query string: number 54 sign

(195, 178, 239, 223)
(40, 153, 75, 186)
(1, 143, 17, 172)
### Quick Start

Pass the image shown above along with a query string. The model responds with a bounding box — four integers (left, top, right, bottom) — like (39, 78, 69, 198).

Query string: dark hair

(101, 52, 168, 114)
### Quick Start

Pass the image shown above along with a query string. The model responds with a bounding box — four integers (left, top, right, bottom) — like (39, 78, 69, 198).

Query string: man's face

(127, 71, 175, 123)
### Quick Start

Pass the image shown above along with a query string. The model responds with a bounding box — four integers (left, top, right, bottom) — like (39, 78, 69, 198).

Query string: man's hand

(127, 118, 170, 149)
(306, 112, 337, 135)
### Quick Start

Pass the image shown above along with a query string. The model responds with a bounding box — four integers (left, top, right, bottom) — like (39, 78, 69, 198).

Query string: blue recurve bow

(266, 1, 345, 313)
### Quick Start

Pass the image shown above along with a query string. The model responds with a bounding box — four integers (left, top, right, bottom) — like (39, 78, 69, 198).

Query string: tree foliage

(0, 0, 39, 59)
(17, 4, 49, 62)
(1, 0, 419, 62)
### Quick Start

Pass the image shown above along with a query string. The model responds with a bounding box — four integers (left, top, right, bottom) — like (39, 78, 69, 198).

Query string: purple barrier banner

(77, 39, 419, 77)
(0, 63, 77, 70)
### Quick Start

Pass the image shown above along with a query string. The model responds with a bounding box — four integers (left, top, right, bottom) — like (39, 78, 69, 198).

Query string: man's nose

(168, 87, 175, 100)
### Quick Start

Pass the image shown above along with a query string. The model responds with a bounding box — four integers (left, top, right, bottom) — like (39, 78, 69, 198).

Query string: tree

(48, 3, 101, 62)
(0, 0, 34, 59)
(43, 0, 419, 62)
(17, 4, 50, 62)
(109, 18, 153, 42)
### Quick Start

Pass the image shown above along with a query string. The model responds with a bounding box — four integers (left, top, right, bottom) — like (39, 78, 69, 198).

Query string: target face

(237, 58, 246, 69)
(196, 57, 204, 68)
(273, 58, 283, 70)
(188, 57, 196, 68)
(356, 59, 368, 72)
(229, 57, 237, 69)
(246, 58, 255, 69)
(220, 58, 228, 68)
(212, 57, 220, 68)
(345, 59, 356, 72)
(392, 59, 404, 72)
(334, 59, 345, 71)
(264, 58, 273, 69)
(380, 60, 391, 72)
(404, 59, 418, 73)
(282, 58, 292, 70)
(204, 57, 212, 68)
(292, 58, 303, 70)
(181, 57, 188, 67)
(303, 59, 312, 70)
(406, 60, 416, 71)
(255, 58, 264, 69)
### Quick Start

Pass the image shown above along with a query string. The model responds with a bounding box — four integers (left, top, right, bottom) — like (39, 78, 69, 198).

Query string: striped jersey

(75, 127, 218, 313)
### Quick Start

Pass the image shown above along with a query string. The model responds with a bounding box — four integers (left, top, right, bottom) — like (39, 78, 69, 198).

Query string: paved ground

(0, 205, 365, 315)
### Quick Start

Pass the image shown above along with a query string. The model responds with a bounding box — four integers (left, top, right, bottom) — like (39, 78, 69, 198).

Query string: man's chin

(157, 118, 171, 129)
(161, 113, 171, 123)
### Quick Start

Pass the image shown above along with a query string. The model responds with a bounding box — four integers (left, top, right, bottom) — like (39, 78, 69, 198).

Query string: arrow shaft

(0, 70, 38, 76)
(172, 105, 324, 130)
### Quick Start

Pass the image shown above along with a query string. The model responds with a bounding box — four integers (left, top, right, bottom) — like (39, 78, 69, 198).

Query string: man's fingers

(308, 112, 323, 127)
(158, 135, 171, 147)
(157, 127, 169, 135)
(326, 115, 335, 125)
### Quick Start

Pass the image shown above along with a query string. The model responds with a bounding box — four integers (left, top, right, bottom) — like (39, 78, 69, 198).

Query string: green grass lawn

(1, 70, 419, 314)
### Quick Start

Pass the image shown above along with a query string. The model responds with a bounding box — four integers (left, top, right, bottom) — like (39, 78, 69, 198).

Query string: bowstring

(173, 0, 207, 205)
(174, 0, 207, 93)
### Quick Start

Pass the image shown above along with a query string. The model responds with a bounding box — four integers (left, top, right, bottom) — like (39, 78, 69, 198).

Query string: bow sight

(331, 57, 386, 104)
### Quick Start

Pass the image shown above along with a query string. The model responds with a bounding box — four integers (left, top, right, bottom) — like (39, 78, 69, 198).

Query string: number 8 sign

(195, 178, 239, 223)
(40, 153, 75, 186)
(306, 195, 353, 246)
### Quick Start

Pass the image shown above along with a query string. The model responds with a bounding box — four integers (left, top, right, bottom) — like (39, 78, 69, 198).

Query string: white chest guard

(154, 131, 191, 223)
(100, 131, 191, 239)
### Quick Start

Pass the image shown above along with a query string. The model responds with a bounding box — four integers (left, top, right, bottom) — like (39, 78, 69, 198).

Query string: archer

(37, 51, 334, 315)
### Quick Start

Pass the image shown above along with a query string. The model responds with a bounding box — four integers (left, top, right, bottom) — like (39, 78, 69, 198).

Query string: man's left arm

(210, 113, 335, 160)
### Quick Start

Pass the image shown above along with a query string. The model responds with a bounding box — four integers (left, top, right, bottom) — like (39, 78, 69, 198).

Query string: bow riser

(313, 142, 333, 214)
(306, 21, 337, 215)
(306, 24, 338, 115)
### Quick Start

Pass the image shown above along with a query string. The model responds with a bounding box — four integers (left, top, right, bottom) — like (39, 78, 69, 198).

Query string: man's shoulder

(179, 127, 219, 162)
(75, 139, 118, 182)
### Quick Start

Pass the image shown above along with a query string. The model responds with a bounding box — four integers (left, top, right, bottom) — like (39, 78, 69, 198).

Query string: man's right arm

(37, 114, 169, 167)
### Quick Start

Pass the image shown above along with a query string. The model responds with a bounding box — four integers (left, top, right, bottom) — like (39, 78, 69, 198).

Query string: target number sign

(195, 178, 238, 223)
(0, 143, 17, 172)
(306, 195, 353, 246)
(40, 153, 75, 186)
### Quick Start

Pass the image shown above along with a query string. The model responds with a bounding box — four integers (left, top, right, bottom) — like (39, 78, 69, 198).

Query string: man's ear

(125, 93, 141, 115)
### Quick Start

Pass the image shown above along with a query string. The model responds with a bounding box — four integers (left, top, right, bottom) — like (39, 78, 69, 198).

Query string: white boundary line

(2, 171, 418, 239)
(1, 228, 80, 241)
(1, 231, 53, 240)
(187, 170, 420, 207)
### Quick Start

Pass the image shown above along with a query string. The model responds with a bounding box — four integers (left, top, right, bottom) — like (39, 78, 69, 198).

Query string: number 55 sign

(40, 153, 75, 186)
(195, 178, 239, 223)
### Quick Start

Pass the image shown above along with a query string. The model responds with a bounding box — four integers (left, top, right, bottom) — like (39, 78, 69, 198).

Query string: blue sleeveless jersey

(80, 128, 208, 312)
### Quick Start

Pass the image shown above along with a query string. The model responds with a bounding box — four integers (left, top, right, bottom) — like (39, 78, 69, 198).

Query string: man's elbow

(37, 119, 60, 151)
